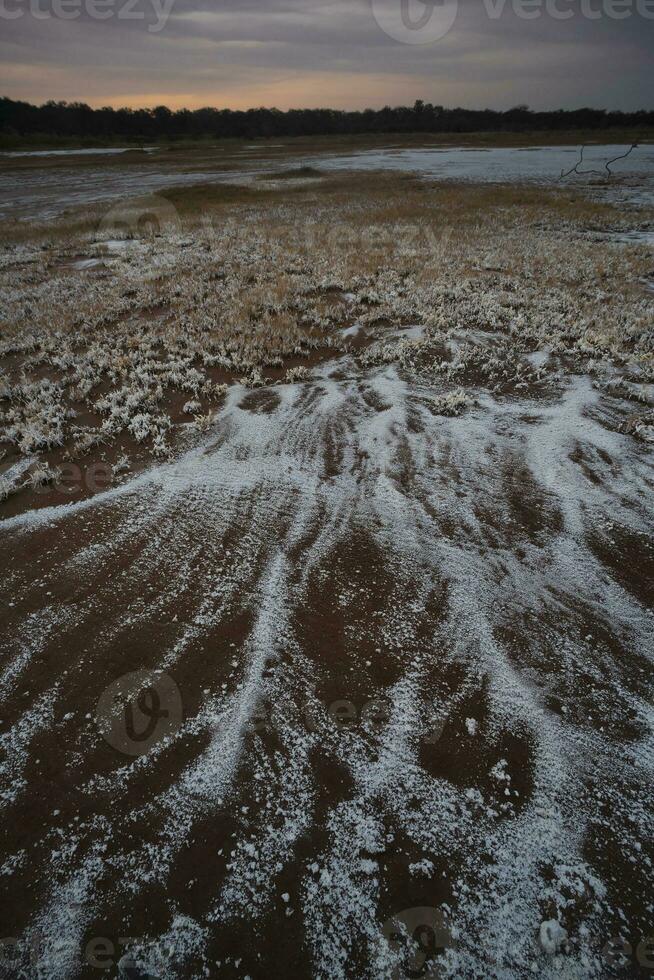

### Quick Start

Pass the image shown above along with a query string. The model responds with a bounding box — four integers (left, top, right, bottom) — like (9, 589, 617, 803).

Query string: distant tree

(0, 96, 652, 146)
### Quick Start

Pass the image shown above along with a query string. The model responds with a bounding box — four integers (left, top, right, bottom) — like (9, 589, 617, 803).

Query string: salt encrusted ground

(0, 171, 653, 979)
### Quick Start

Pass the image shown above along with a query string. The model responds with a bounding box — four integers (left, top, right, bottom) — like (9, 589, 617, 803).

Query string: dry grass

(2, 127, 652, 158)
(0, 172, 652, 501)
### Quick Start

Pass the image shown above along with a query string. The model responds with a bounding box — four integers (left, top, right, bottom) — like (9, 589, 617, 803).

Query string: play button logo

(371, 0, 459, 44)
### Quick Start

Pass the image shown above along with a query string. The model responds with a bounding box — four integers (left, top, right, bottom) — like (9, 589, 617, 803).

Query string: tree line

(1, 97, 652, 145)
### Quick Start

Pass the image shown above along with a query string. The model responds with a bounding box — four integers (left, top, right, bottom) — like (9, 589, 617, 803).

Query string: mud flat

(1, 139, 653, 222)
(0, 168, 653, 978)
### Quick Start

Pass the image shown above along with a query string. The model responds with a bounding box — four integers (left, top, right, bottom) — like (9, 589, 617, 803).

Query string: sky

(1, 0, 652, 111)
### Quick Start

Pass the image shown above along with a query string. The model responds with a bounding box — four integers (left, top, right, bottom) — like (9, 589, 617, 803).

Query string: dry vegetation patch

(1, 174, 652, 507)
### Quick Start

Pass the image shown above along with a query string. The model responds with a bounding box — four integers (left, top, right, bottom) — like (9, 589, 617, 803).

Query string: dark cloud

(0, 0, 651, 108)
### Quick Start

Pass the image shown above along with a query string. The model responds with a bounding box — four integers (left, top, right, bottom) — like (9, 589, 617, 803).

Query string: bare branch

(603, 142, 639, 176)
(560, 142, 639, 180)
